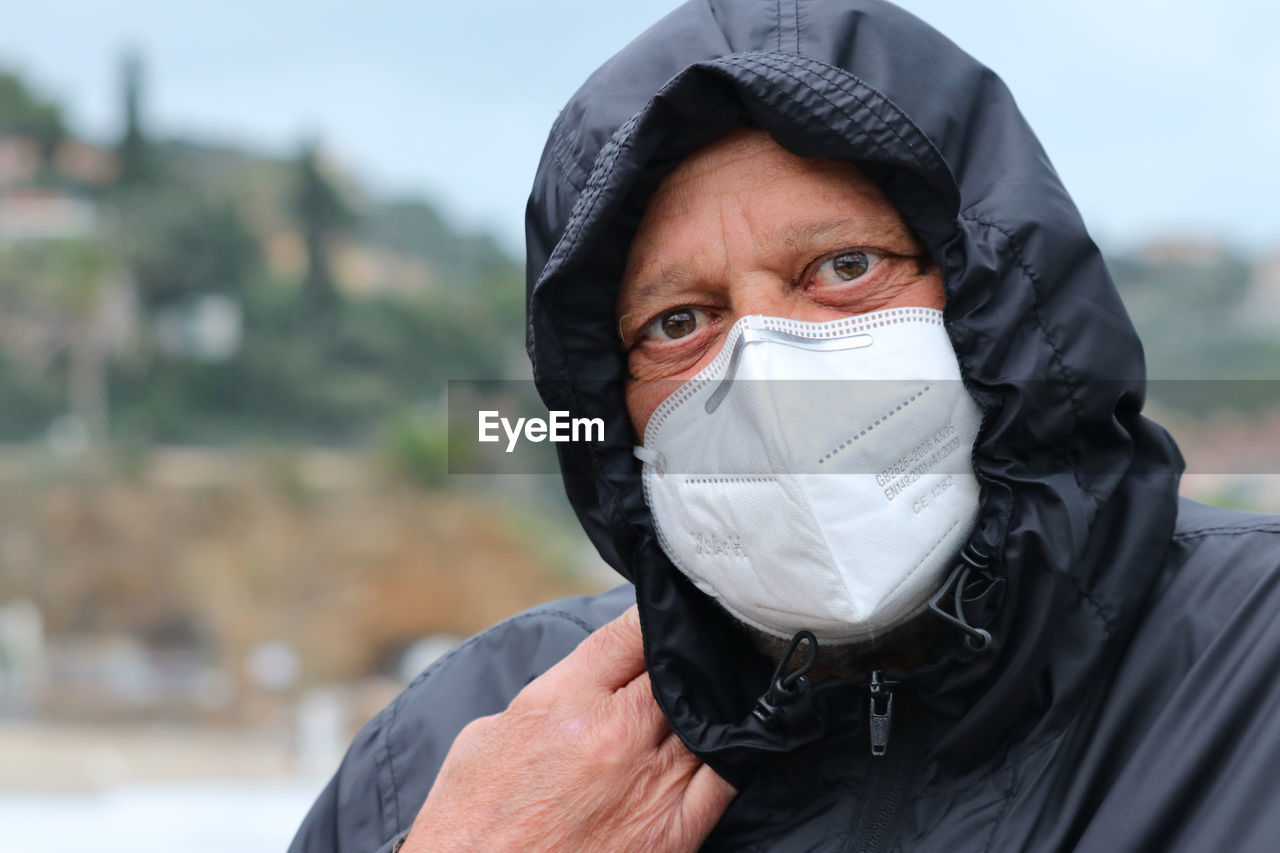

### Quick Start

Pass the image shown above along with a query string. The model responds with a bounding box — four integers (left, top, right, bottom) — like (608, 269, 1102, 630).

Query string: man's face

(617, 127, 946, 440)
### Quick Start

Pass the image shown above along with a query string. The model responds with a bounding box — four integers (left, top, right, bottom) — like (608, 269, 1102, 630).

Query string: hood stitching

(774, 0, 801, 54)
(1173, 523, 1280, 541)
(727, 53, 941, 182)
(979, 763, 1020, 852)
(963, 214, 1101, 506)
(547, 115, 586, 194)
(791, 0, 801, 54)
(788, 0, 798, 54)
(1068, 574, 1115, 634)
(375, 705, 401, 840)
(545, 111, 644, 277)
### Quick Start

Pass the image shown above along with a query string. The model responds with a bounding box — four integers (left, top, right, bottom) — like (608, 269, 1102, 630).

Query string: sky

(2, 0, 1277, 257)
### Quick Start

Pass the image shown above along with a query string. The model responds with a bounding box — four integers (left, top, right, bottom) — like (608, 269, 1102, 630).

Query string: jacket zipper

(842, 670, 917, 853)
(868, 670, 893, 756)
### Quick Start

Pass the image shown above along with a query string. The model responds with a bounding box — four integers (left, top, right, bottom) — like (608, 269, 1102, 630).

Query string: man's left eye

(814, 249, 880, 286)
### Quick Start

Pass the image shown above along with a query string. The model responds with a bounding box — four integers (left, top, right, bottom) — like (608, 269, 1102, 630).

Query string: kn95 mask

(633, 307, 982, 644)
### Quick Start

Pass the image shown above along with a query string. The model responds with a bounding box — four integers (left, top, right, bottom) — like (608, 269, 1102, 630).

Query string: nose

(727, 274, 848, 326)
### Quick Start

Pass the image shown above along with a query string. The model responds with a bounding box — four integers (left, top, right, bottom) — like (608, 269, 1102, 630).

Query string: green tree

(0, 69, 65, 160)
(292, 141, 352, 319)
(0, 240, 122, 447)
(116, 51, 158, 186)
(116, 189, 260, 311)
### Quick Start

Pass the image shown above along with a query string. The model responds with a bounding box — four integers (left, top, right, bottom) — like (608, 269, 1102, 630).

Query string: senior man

(290, 1, 1280, 851)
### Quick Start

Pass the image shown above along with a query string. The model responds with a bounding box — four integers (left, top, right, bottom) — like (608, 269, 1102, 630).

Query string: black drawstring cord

(928, 543, 995, 652)
(751, 629, 818, 730)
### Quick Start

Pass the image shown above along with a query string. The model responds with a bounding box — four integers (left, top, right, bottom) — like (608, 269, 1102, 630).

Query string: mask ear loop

(632, 445, 666, 476)
(927, 543, 994, 651)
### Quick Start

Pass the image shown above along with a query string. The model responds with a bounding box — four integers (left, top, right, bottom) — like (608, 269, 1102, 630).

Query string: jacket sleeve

(287, 586, 635, 853)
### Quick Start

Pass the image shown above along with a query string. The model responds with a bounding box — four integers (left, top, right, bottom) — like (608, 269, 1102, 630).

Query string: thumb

(539, 605, 647, 695)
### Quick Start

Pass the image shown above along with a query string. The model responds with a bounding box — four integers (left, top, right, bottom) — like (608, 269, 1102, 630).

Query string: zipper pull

(751, 630, 818, 731)
(868, 670, 894, 757)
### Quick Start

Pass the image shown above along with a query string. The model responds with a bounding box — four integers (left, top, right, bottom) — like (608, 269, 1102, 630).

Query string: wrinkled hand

(401, 606, 737, 852)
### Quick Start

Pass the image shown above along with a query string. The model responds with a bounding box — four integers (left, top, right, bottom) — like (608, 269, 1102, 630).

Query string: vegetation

(1109, 248, 1280, 413)
(0, 69, 64, 157)
(0, 59, 526, 466)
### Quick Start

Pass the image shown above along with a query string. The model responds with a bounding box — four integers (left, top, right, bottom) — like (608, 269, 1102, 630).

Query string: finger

(656, 728, 696, 769)
(545, 605, 648, 694)
(678, 763, 738, 843)
(615, 670, 672, 746)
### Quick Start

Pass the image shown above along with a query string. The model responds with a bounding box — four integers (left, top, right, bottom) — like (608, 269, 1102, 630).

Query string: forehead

(618, 128, 913, 308)
(649, 126, 883, 199)
(635, 127, 894, 233)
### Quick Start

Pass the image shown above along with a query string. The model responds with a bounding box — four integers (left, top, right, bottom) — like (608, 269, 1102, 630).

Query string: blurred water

(0, 779, 321, 853)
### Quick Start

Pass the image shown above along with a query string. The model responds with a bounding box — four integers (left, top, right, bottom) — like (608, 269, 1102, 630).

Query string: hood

(524, 0, 1184, 785)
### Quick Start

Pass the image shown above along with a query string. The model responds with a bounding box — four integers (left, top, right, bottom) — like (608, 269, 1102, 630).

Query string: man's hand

(401, 605, 737, 851)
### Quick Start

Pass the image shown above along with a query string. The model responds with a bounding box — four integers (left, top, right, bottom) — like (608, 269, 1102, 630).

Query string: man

(291, 1, 1280, 850)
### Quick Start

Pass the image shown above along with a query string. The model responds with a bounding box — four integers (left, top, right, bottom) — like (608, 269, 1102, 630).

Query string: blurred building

(0, 132, 115, 242)
(152, 292, 243, 362)
(0, 598, 45, 714)
(1139, 236, 1229, 267)
(0, 135, 40, 186)
(266, 227, 437, 299)
(0, 186, 98, 241)
(1237, 251, 1280, 333)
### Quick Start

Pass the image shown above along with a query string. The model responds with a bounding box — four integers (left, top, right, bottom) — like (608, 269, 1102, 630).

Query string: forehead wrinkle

(764, 207, 916, 252)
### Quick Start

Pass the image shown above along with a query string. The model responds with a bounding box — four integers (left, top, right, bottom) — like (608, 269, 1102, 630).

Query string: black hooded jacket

(290, 2, 1280, 850)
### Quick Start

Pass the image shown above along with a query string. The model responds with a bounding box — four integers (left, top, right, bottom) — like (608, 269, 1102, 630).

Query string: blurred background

(0, 1, 1277, 850)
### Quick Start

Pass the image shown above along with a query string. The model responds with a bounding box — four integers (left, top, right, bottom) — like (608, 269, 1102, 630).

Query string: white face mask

(633, 307, 982, 644)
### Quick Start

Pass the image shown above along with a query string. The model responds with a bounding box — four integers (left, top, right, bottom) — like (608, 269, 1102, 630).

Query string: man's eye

(643, 307, 708, 341)
(813, 249, 881, 286)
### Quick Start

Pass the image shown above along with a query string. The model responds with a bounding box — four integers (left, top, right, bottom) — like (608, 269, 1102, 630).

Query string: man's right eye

(643, 307, 708, 342)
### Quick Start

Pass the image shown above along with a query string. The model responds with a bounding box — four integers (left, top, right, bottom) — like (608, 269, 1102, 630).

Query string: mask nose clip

(704, 323, 874, 414)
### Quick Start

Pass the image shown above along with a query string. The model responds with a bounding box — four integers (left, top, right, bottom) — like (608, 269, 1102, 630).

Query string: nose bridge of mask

(737, 324, 815, 479)
(724, 317, 931, 475)
(705, 322, 873, 414)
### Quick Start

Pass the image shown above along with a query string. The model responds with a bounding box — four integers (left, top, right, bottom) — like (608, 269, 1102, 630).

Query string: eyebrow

(616, 264, 699, 341)
(621, 220, 866, 308)
(772, 212, 913, 251)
